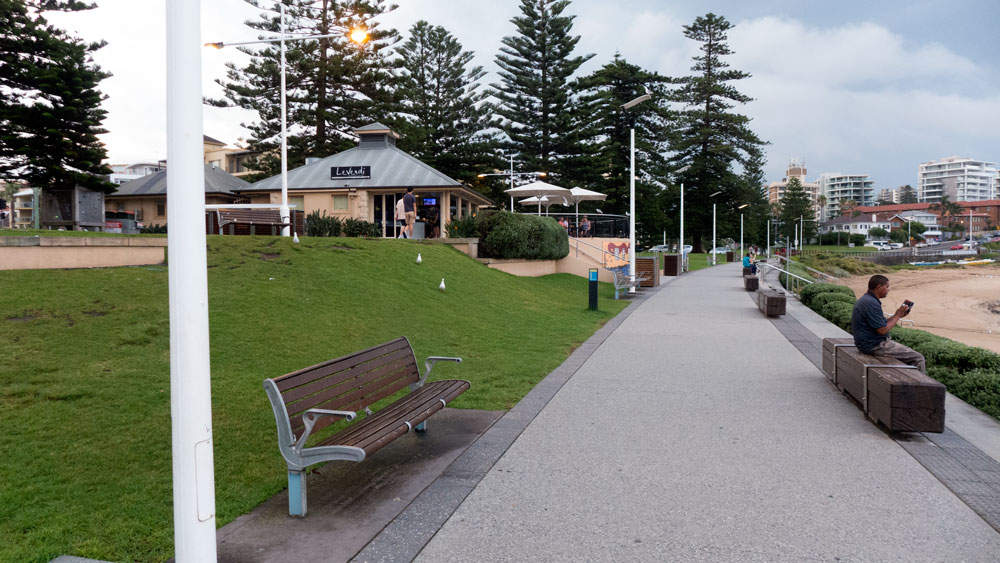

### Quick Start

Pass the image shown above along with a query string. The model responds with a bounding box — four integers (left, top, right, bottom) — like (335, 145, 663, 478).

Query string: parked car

(647, 244, 670, 253)
(888, 242, 904, 249)
(708, 247, 729, 254)
(914, 242, 929, 248)
(950, 244, 964, 250)
(683, 244, 693, 254)
(870, 241, 891, 251)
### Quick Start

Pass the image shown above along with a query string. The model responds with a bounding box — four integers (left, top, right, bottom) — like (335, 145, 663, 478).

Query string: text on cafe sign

(331, 166, 371, 180)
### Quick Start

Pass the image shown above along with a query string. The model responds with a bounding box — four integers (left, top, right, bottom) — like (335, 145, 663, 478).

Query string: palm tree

(840, 198, 859, 217)
(931, 195, 962, 230)
(816, 194, 827, 221)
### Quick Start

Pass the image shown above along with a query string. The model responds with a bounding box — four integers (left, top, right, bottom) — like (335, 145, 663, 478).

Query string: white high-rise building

(918, 156, 997, 203)
(817, 173, 876, 220)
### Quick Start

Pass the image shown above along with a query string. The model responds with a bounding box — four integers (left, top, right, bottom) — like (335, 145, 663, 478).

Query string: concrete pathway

(413, 262, 1000, 562)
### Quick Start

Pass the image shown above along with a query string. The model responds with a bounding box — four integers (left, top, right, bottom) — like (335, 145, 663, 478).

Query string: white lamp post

(738, 203, 749, 258)
(206, 6, 369, 237)
(621, 92, 652, 292)
(476, 159, 546, 212)
(673, 164, 691, 272)
(709, 190, 722, 264)
(167, 0, 216, 559)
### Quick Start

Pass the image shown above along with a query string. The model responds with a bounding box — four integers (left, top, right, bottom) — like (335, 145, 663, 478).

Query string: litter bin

(663, 254, 680, 276)
(726, 251, 734, 263)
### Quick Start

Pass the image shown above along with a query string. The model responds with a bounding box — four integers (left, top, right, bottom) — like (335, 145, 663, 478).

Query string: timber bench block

(742, 266, 753, 276)
(263, 337, 469, 516)
(743, 275, 759, 291)
(821, 338, 945, 433)
(756, 288, 785, 317)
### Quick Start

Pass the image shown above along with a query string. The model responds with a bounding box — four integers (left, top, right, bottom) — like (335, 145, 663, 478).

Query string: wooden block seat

(743, 275, 759, 291)
(821, 338, 944, 433)
(263, 337, 469, 516)
(756, 288, 785, 316)
(742, 266, 753, 276)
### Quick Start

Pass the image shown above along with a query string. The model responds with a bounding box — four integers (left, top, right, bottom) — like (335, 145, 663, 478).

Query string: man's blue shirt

(852, 291, 887, 353)
(742, 256, 751, 267)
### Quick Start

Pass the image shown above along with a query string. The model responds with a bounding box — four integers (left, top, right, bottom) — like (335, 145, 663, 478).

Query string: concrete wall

(0, 236, 167, 270)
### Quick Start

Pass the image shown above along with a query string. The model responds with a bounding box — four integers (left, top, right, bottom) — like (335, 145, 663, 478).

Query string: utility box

(41, 186, 106, 231)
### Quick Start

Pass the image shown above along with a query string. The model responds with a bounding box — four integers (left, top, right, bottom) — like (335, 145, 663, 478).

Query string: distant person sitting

(558, 217, 568, 229)
(742, 252, 757, 275)
(579, 216, 591, 237)
(851, 274, 926, 372)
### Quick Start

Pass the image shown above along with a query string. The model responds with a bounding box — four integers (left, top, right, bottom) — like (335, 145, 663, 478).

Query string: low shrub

(891, 327, 1000, 373)
(820, 301, 854, 331)
(476, 211, 568, 260)
(140, 224, 167, 234)
(811, 291, 856, 309)
(928, 367, 1000, 420)
(446, 215, 477, 238)
(305, 210, 342, 237)
(342, 217, 380, 238)
(800, 283, 855, 307)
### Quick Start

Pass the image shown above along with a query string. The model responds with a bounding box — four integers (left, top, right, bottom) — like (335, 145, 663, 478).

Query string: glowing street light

(206, 6, 369, 236)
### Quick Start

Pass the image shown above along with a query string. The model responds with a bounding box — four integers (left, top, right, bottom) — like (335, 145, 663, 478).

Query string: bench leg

(415, 421, 427, 432)
(288, 470, 307, 517)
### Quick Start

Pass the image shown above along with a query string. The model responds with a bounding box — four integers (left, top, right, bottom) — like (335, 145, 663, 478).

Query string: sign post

(589, 268, 599, 311)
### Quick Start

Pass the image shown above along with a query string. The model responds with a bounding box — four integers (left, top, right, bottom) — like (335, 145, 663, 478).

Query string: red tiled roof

(856, 199, 1000, 213)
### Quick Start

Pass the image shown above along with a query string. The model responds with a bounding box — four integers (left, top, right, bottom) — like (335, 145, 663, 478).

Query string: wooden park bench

(611, 268, 649, 300)
(821, 338, 944, 433)
(263, 337, 469, 516)
(742, 266, 753, 276)
(756, 288, 785, 316)
(743, 275, 759, 292)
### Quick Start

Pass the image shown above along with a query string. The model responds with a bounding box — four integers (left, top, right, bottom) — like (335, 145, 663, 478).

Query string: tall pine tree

(208, 0, 399, 180)
(0, 0, 113, 193)
(575, 55, 675, 244)
(493, 0, 593, 185)
(778, 177, 815, 243)
(393, 21, 500, 185)
(669, 13, 767, 252)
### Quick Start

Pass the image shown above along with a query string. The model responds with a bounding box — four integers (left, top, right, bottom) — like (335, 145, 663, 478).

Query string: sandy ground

(843, 265, 1000, 354)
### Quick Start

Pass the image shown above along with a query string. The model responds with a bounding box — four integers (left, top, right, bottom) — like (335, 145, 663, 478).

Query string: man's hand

(895, 304, 910, 318)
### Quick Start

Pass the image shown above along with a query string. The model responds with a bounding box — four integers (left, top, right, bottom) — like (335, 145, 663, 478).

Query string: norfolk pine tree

(669, 13, 767, 252)
(393, 21, 499, 186)
(493, 0, 594, 185)
(778, 177, 815, 243)
(0, 0, 113, 193)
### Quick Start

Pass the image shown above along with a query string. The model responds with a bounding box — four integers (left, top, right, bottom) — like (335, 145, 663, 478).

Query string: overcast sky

(47, 0, 1000, 190)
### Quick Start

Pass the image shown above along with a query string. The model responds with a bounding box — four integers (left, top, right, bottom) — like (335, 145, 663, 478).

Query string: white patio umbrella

(517, 195, 566, 215)
(504, 181, 572, 215)
(564, 187, 607, 229)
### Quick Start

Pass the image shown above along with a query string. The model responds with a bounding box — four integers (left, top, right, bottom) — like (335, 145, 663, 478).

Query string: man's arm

(876, 304, 911, 335)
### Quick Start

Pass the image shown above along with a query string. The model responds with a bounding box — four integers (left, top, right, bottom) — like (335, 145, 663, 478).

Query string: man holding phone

(851, 274, 926, 372)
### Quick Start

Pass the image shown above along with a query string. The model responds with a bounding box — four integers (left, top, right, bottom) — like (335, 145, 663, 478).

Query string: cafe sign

(331, 166, 371, 180)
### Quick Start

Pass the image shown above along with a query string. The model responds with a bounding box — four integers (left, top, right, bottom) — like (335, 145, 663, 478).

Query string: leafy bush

(820, 301, 854, 331)
(476, 211, 568, 260)
(891, 327, 1000, 373)
(800, 283, 855, 307)
(811, 291, 856, 309)
(850, 234, 867, 246)
(305, 210, 342, 237)
(446, 215, 477, 238)
(342, 217, 380, 238)
(928, 367, 1000, 420)
(140, 224, 167, 234)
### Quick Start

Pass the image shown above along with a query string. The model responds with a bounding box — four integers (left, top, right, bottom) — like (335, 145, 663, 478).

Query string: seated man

(742, 252, 757, 274)
(851, 274, 926, 372)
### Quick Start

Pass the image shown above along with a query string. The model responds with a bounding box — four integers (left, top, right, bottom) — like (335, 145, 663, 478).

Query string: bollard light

(588, 268, 599, 310)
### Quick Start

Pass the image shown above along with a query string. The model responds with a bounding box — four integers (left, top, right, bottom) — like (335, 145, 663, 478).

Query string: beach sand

(842, 265, 1000, 355)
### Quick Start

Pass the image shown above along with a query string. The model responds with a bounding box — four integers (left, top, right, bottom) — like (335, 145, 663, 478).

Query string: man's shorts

(405, 211, 416, 226)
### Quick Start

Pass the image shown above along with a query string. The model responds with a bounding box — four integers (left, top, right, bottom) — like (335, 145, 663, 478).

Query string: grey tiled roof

(240, 144, 462, 192)
(109, 164, 248, 197)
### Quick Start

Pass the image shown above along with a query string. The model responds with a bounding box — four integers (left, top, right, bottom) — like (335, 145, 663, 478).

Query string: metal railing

(758, 259, 814, 296)
(568, 236, 627, 270)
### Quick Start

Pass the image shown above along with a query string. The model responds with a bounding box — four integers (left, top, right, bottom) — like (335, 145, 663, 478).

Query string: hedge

(475, 211, 569, 260)
(820, 301, 854, 331)
(800, 283, 855, 308)
(811, 291, 856, 310)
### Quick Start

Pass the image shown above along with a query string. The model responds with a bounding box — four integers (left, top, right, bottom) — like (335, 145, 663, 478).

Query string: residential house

(104, 164, 245, 227)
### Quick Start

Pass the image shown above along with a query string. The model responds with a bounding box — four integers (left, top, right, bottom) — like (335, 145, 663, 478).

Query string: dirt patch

(259, 252, 281, 261)
(983, 301, 1000, 315)
(6, 314, 36, 322)
(83, 310, 108, 317)
(329, 245, 353, 251)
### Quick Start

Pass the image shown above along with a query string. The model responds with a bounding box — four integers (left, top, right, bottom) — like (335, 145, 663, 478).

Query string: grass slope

(0, 236, 627, 562)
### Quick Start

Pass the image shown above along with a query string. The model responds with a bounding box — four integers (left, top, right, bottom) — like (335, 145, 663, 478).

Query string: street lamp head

(621, 93, 652, 110)
(738, 203, 749, 209)
(537, 172, 547, 177)
(349, 26, 369, 45)
(675, 164, 692, 174)
(476, 173, 487, 178)
(709, 191, 722, 198)
(204, 42, 225, 49)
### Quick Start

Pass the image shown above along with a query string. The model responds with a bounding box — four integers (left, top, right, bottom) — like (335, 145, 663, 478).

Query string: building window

(333, 194, 348, 211)
(156, 203, 166, 217)
(134, 208, 144, 222)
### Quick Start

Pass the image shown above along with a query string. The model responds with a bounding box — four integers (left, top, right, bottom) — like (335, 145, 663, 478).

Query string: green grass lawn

(0, 235, 627, 562)
(802, 244, 877, 254)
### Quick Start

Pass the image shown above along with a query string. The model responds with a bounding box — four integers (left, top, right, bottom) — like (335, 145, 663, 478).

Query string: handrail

(758, 261, 814, 285)
(568, 236, 627, 269)
(771, 254, 837, 283)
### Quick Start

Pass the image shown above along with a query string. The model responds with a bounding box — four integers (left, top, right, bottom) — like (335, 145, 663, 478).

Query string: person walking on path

(851, 274, 926, 372)
(403, 186, 416, 239)
(395, 196, 407, 238)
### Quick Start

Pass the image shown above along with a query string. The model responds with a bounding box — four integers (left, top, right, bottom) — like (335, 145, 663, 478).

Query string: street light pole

(709, 190, 722, 265)
(673, 164, 691, 272)
(621, 92, 651, 293)
(738, 203, 749, 258)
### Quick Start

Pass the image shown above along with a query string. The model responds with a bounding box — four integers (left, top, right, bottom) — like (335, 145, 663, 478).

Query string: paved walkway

(398, 262, 999, 562)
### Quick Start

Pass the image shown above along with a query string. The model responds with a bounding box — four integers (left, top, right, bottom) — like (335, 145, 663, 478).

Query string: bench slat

(282, 346, 415, 405)
(274, 337, 412, 392)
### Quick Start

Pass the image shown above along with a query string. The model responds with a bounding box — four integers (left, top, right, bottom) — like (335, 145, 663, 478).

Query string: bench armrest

(415, 356, 462, 387)
(295, 409, 356, 451)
